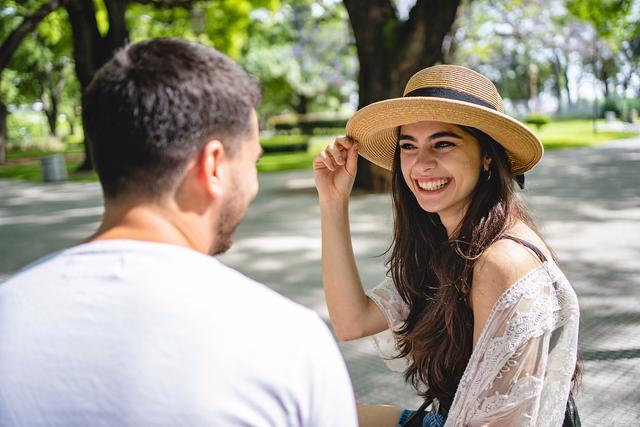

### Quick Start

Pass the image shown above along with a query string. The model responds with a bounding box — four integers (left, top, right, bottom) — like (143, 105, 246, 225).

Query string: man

(0, 38, 357, 426)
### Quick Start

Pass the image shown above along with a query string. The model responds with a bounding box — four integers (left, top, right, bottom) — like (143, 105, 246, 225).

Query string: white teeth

(417, 178, 449, 191)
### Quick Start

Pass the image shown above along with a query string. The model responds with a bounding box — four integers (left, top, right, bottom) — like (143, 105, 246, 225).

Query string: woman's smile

(415, 177, 451, 192)
(399, 121, 484, 231)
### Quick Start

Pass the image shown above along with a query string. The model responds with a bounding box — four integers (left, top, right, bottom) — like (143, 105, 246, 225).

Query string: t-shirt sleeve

(297, 313, 358, 427)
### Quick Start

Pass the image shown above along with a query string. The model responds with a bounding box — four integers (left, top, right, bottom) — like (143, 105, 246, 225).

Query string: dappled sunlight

(0, 181, 103, 275)
(228, 235, 320, 254)
(1, 138, 639, 417)
(1, 181, 102, 206)
(0, 206, 103, 226)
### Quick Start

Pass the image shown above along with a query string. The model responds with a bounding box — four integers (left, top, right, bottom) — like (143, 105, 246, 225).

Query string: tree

(10, 10, 76, 137)
(240, 0, 357, 119)
(0, 0, 69, 164)
(0, 0, 276, 168)
(567, 0, 639, 100)
(343, 0, 462, 190)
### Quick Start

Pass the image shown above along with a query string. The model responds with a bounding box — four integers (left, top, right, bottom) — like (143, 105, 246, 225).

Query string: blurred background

(1, 0, 639, 186)
(1, 1, 640, 425)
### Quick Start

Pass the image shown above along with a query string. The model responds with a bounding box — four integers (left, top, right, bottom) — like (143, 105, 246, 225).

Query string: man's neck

(90, 202, 210, 254)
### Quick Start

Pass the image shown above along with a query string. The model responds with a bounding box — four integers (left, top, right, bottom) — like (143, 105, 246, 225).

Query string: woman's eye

(399, 142, 416, 150)
(434, 141, 455, 149)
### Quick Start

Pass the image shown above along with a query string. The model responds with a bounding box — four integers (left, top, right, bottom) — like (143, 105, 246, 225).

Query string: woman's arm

(314, 137, 388, 341)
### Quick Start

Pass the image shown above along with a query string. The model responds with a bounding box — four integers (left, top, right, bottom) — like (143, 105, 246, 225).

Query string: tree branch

(127, 0, 202, 9)
(0, 0, 70, 72)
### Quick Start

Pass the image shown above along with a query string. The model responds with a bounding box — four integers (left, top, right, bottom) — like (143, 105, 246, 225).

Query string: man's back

(0, 240, 356, 426)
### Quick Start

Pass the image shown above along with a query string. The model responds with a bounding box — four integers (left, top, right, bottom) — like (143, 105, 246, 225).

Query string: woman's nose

(415, 148, 437, 171)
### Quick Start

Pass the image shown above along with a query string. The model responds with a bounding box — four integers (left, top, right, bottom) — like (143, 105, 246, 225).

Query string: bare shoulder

(471, 230, 548, 307)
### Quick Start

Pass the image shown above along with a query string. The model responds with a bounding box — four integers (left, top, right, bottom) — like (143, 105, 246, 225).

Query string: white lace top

(367, 261, 580, 426)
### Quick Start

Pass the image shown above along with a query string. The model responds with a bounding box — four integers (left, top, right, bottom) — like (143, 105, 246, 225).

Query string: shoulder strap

(400, 399, 432, 427)
(501, 235, 548, 263)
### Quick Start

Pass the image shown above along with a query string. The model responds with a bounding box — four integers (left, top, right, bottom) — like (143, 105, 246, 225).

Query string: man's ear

(198, 140, 226, 199)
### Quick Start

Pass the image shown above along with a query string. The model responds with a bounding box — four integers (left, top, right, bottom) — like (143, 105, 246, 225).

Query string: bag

(400, 399, 430, 427)
(402, 397, 580, 426)
(563, 395, 581, 427)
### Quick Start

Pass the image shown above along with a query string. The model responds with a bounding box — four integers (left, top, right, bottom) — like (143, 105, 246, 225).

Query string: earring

(485, 168, 492, 181)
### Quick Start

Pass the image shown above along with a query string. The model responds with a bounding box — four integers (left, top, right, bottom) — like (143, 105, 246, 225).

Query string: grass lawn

(257, 135, 333, 172)
(0, 159, 96, 182)
(1, 120, 637, 181)
(534, 119, 638, 150)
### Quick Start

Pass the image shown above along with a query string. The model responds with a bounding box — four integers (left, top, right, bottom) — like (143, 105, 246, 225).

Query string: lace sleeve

(366, 277, 410, 372)
(446, 265, 580, 427)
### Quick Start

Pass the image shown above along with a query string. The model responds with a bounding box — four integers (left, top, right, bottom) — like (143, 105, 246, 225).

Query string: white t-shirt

(0, 240, 357, 427)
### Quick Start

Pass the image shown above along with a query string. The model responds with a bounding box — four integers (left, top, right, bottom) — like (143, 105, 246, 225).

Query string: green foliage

(456, 0, 640, 111)
(127, 0, 279, 59)
(270, 113, 348, 133)
(257, 134, 332, 172)
(601, 97, 622, 117)
(260, 134, 309, 153)
(566, 0, 633, 39)
(1, 5, 78, 137)
(601, 97, 640, 120)
(240, 0, 357, 118)
(524, 114, 551, 131)
(0, 159, 94, 182)
(7, 110, 48, 145)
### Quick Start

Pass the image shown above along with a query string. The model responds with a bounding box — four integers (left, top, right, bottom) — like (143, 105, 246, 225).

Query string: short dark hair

(83, 38, 261, 199)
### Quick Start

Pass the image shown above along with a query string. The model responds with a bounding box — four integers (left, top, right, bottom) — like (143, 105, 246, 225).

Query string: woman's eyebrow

(429, 131, 463, 140)
(398, 134, 417, 141)
(398, 131, 463, 142)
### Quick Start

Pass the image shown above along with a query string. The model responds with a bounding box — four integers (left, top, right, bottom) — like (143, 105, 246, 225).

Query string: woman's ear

(483, 155, 493, 172)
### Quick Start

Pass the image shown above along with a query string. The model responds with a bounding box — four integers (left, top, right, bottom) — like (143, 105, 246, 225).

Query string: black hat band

(404, 87, 497, 111)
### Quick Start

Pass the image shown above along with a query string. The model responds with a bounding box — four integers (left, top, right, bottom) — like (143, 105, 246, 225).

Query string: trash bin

(40, 154, 68, 182)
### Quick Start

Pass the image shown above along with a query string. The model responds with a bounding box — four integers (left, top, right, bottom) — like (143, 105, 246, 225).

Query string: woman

(313, 65, 580, 427)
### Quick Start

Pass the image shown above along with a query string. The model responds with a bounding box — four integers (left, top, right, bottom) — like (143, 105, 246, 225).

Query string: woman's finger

(319, 150, 337, 171)
(334, 136, 355, 151)
(327, 143, 345, 165)
(344, 142, 359, 177)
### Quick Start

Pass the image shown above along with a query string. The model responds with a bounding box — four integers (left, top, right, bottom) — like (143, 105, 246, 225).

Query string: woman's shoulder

(472, 226, 550, 306)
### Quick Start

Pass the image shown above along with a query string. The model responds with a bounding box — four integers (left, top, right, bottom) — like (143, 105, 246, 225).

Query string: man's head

(84, 38, 262, 254)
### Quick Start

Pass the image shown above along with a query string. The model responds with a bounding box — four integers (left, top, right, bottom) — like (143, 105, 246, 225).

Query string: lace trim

(446, 261, 580, 426)
(365, 262, 580, 426)
(366, 278, 411, 372)
(474, 374, 542, 418)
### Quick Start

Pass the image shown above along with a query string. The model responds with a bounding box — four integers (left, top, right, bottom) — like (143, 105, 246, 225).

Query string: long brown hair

(388, 125, 578, 410)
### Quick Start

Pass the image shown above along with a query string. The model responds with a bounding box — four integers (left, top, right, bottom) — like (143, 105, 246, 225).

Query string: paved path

(1, 138, 639, 425)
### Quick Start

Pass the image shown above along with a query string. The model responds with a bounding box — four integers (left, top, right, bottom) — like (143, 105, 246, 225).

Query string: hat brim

(345, 97, 543, 175)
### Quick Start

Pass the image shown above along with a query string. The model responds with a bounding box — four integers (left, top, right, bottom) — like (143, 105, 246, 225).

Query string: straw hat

(345, 65, 543, 175)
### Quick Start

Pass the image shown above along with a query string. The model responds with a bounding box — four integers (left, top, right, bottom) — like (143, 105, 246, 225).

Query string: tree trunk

(550, 52, 563, 114)
(65, 0, 129, 171)
(295, 94, 308, 115)
(0, 100, 7, 165)
(344, 0, 461, 191)
(35, 63, 61, 137)
(45, 105, 58, 136)
(563, 62, 572, 108)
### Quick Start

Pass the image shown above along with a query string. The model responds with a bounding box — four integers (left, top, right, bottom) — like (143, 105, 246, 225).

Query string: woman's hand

(313, 136, 359, 203)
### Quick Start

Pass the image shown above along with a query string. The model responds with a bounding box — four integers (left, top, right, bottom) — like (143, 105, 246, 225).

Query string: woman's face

(398, 121, 488, 229)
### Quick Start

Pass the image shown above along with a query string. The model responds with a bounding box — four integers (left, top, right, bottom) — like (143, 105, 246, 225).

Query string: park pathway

(1, 137, 639, 425)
